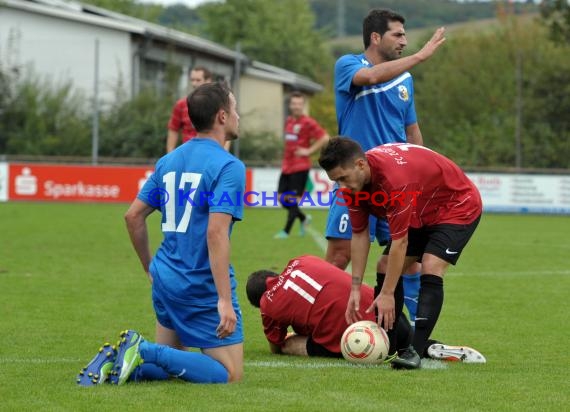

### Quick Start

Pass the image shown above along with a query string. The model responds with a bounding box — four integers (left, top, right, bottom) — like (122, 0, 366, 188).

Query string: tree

(540, 0, 570, 43)
(413, 18, 570, 169)
(81, 0, 163, 23)
(198, 0, 332, 79)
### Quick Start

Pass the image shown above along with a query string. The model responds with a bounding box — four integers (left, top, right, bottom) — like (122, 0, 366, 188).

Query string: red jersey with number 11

(260, 255, 374, 353)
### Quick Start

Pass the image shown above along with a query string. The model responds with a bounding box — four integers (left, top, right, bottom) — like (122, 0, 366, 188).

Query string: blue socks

(135, 341, 229, 384)
(402, 272, 421, 323)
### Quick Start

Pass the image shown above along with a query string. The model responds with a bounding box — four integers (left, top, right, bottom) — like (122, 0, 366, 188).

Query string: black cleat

(391, 345, 421, 370)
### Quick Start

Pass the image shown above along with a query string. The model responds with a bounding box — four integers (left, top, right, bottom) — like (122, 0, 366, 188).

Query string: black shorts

(278, 170, 309, 197)
(383, 215, 481, 265)
(306, 336, 342, 358)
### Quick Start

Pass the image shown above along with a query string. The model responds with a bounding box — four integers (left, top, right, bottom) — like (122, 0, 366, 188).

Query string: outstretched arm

(353, 27, 446, 86)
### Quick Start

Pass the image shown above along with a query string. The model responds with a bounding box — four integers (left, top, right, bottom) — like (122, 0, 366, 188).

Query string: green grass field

(1, 202, 569, 411)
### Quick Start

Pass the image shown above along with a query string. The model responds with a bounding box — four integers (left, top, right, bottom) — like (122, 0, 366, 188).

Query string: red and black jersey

(260, 255, 375, 353)
(281, 116, 327, 174)
(347, 143, 482, 240)
(167, 98, 197, 143)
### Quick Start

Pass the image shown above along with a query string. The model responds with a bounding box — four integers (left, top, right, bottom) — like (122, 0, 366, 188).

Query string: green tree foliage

(309, 0, 537, 36)
(413, 18, 570, 169)
(198, 0, 332, 79)
(98, 89, 172, 159)
(82, 0, 163, 22)
(0, 70, 91, 156)
(540, 0, 570, 43)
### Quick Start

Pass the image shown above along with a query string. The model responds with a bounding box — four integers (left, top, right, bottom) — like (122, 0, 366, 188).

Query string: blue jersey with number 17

(334, 53, 417, 150)
(138, 138, 245, 304)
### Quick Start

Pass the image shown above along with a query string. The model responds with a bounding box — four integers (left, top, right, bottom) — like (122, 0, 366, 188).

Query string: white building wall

(0, 6, 132, 104)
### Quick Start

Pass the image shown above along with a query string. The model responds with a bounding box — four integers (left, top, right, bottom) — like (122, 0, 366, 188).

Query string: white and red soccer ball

(340, 320, 390, 364)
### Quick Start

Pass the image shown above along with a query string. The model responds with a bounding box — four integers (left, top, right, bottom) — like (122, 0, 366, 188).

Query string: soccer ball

(340, 320, 390, 364)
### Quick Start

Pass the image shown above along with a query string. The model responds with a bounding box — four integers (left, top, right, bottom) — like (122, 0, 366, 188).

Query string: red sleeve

(262, 313, 288, 346)
(345, 192, 370, 233)
(307, 118, 326, 140)
(386, 184, 417, 240)
(167, 99, 184, 131)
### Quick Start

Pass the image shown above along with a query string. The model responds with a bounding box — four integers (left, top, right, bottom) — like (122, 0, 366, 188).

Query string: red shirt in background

(347, 143, 482, 240)
(167, 98, 197, 143)
(260, 255, 375, 353)
(281, 115, 327, 174)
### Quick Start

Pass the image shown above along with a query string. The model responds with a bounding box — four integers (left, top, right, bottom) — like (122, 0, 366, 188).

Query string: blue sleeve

(137, 160, 162, 208)
(210, 159, 245, 220)
(334, 55, 363, 95)
(405, 79, 418, 126)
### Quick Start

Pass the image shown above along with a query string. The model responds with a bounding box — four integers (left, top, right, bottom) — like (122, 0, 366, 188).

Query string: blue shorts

(152, 280, 244, 349)
(325, 187, 390, 245)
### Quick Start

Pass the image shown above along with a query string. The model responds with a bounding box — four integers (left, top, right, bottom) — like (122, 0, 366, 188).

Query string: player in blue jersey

(325, 9, 446, 325)
(77, 82, 245, 386)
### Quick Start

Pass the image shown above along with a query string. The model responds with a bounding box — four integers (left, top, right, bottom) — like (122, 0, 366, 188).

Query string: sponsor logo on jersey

(398, 85, 409, 102)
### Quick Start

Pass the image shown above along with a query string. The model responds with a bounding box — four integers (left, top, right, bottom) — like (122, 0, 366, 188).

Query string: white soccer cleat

(427, 343, 486, 363)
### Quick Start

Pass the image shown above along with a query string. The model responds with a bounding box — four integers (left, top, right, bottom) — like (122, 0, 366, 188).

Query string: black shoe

(391, 345, 421, 370)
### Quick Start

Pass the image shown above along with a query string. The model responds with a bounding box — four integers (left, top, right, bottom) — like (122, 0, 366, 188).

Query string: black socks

(412, 274, 444, 356)
(375, 272, 404, 355)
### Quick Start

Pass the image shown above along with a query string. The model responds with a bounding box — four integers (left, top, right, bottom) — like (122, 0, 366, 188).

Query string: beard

(226, 130, 239, 141)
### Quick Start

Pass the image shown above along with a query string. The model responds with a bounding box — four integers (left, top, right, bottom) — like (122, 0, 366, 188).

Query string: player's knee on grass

(203, 344, 244, 383)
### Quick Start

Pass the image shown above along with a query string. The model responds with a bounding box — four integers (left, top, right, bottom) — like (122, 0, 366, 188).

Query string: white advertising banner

(0, 163, 8, 202)
(249, 168, 334, 208)
(467, 173, 570, 214)
(248, 168, 570, 214)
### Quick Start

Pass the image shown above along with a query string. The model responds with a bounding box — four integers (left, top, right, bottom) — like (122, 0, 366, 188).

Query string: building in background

(0, 0, 322, 136)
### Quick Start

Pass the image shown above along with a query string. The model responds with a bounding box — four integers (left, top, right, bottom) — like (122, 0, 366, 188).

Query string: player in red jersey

(166, 66, 213, 153)
(246, 254, 485, 362)
(319, 137, 482, 369)
(274, 92, 329, 239)
(246, 255, 414, 357)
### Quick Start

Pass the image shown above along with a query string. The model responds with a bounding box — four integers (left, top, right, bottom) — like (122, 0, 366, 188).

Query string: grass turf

(0, 202, 568, 411)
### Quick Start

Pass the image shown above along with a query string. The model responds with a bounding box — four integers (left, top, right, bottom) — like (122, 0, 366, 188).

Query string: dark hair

(289, 91, 305, 101)
(363, 9, 405, 49)
(318, 136, 365, 171)
(190, 66, 213, 81)
(246, 270, 278, 308)
(187, 82, 231, 132)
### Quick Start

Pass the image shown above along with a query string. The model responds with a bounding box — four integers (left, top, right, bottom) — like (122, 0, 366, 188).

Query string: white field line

(306, 226, 352, 272)
(0, 358, 80, 364)
(247, 359, 448, 370)
(305, 226, 328, 253)
(0, 357, 448, 370)
(450, 270, 570, 277)
(306, 227, 568, 278)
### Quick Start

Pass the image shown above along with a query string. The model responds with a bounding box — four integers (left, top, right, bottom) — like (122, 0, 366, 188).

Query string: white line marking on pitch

(246, 360, 448, 370)
(306, 226, 352, 272)
(0, 358, 80, 364)
(450, 270, 570, 277)
(0, 357, 448, 370)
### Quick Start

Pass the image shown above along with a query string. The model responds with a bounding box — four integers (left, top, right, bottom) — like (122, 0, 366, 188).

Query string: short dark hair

(289, 91, 305, 101)
(246, 270, 278, 308)
(363, 9, 405, 49)
(187, 82, 231, 132)
(190, 66, 213, 81)
(318, 137, 365, 171)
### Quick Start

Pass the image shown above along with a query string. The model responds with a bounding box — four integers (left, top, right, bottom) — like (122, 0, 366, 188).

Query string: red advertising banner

(8, 163, 154, 203)
(7, 163, 255, 204)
